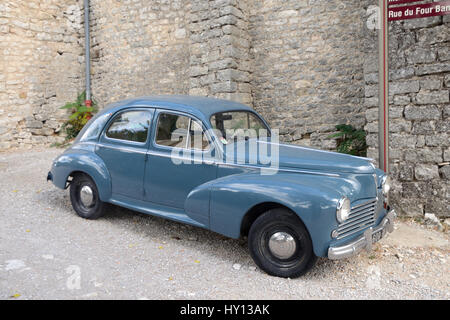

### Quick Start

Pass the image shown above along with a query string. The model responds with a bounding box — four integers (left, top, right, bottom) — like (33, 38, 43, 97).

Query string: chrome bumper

(328, 209, 396, 260)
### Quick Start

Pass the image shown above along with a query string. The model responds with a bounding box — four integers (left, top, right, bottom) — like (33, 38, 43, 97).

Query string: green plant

(60, 91, 98, 141)
(327, 124, 368, 157)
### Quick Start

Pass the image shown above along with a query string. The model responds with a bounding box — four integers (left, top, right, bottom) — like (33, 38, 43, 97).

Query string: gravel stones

(0, 149, 448, 299)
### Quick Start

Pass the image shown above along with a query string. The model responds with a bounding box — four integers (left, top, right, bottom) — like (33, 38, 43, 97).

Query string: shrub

(60, 91, 98, 141)
(327, 124, 368, 157)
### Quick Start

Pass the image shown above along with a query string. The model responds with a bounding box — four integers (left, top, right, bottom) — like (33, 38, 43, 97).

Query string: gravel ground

(0, 148, 449, 300)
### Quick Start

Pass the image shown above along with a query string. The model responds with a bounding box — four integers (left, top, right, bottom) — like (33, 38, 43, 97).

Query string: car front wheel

(248, 208, 317, 278)
(69, 173, 105, 220)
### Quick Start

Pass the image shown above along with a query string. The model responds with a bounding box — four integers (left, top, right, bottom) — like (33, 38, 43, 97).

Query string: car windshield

(210, 111, 270, 144)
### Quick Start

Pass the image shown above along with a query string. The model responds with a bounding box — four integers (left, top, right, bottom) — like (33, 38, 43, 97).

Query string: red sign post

(379, 0, 389, 174)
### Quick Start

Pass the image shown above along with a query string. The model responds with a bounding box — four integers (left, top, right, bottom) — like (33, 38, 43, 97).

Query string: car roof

(101, 95, 255, 122)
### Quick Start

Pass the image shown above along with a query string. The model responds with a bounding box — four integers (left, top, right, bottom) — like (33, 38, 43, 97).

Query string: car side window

(189, 119, 210, 151)
(155, 113, 209, 150)
(105, 110, 151, 143)
(155, 113, 189, 148)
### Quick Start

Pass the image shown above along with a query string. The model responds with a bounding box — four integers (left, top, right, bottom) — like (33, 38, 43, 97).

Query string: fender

(187, 171, 357, 257)
(50, 145, 112, 201)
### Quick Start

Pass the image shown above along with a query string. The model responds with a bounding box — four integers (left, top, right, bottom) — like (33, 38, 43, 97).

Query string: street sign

(389, 0, 450, 21)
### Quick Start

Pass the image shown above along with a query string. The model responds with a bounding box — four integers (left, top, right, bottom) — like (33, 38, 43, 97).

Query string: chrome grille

(336, 199, 377, 240)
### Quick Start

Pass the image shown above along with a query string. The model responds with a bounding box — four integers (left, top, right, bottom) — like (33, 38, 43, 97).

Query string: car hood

(274, 142, 375, 174)
(224, 140, 376, 174)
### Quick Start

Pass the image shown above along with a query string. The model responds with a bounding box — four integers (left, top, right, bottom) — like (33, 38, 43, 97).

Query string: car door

(143, 110, 217, 224)
(96, 108, 154, 200)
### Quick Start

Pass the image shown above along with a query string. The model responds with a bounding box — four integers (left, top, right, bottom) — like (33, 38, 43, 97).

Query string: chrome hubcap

(80, 186, 94, 207)
(268, 232, 297, 260)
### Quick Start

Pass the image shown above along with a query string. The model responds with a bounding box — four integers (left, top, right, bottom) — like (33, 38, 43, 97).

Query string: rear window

(78, 112, 111, 142)
(105, 111, 151, 143)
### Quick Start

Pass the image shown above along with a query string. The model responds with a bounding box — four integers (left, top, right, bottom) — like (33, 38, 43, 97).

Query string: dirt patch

(387, 223, 449, 248)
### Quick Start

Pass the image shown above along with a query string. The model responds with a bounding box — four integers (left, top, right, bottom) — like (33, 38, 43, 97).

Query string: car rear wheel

(69, 173, 105, 220)
(248, 208, 317, 278)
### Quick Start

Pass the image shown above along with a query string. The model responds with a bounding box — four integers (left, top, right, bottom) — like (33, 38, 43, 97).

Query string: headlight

(381, 176, 391, 196)
(336, 197, 351, 223)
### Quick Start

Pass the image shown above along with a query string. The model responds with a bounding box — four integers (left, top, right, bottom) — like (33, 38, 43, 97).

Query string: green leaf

(69, 113, 80, 120)
(327, 132, 345, 139)
(76, 91, 86, 106)
(60, 102, 77, 110)
(76, 106, 93, 113)
(329, 124, 367, 157)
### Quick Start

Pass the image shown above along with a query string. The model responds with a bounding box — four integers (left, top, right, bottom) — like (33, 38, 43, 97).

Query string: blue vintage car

(47, 95, 396, 278)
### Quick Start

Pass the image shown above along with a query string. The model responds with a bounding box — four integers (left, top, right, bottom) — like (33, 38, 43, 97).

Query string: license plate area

(372, 229, 383, 243)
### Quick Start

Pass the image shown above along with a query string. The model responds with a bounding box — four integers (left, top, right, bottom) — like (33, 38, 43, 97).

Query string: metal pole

(378, 0, 389, 173)
(84, 0, 91, 105)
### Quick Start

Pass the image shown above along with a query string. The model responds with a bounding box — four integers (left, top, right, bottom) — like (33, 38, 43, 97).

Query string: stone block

(405, 148, 443, 163)
(404, 105, 441, 120)
(440, 165, 450, 180)
(419, 78, 441, 91)
(417, 24, 450, 45)
(25, 120, 43, 129)
(390, 80, 420, 95)
(416, 90, 449, 105)
(416, 63, 450, 76)
(406, 48, 436, 64)
(415, 164, 440, 181)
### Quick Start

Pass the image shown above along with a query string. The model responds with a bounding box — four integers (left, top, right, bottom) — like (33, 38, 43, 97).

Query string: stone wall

(90, 0, 367, 150)
(89, 0, 190, 105)
(0, 0, 84, 149)
(249, 0, 369, 148)
(1, 0, 369, 150)
(188, 0, 253, 106)
(363, 13, 450, 217)
(1, 0, 449, 217)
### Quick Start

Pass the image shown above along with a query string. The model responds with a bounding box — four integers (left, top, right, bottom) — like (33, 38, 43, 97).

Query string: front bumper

(328, 209, 396, 260)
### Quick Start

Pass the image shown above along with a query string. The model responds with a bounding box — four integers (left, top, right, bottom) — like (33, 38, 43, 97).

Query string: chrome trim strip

(96, 143, 147, 154)
(339, 213, 375, 230)
(146, 150, 216, 165)
(340, 214, 374, 230)
(351, 199, 377, 210)
(337, 220, 375, 239)
(257, 140, 343, 155)
(346, 205, 376, 220)
(218, 162, 340, 177)
(77, 141, 97, 146)
(337, 224, 375, 240)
